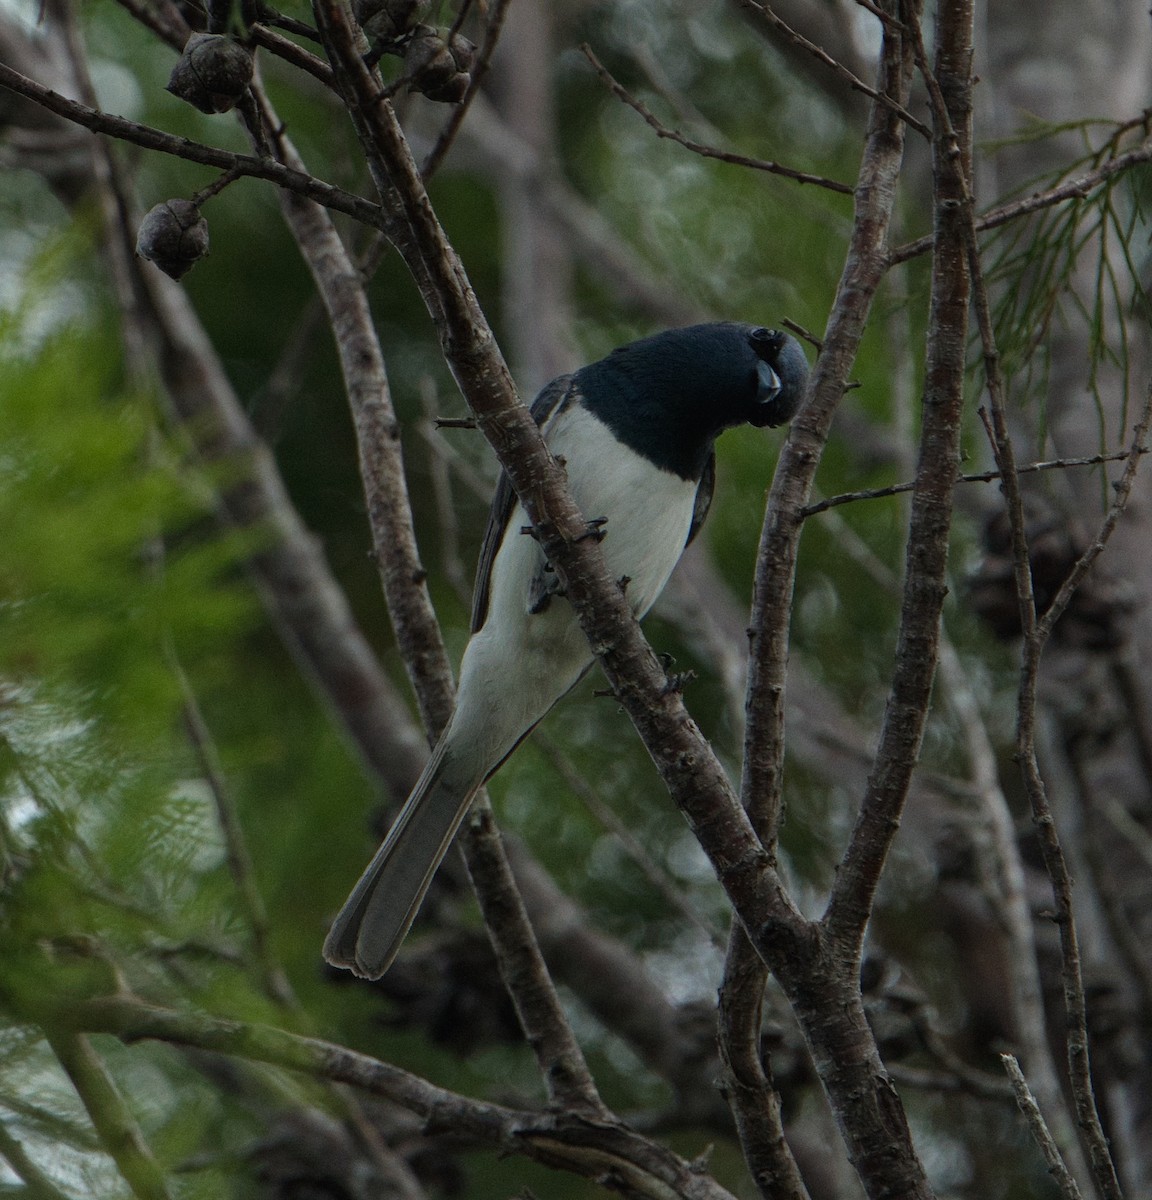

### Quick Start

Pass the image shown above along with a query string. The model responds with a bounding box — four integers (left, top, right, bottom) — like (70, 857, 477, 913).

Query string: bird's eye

(748, 327, 785, 361)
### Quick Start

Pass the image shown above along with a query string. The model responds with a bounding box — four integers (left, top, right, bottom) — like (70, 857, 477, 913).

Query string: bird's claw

(658, 652, 695, 694)
(577, 516, 608, 543)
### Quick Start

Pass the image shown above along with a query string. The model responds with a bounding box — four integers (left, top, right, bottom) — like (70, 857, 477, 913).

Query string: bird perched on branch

(325, 322, 809, 978)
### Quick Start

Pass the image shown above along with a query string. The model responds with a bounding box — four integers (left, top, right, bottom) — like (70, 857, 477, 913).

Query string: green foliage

(983, 118, 1152, 457)
(0, 272, 302, 1194)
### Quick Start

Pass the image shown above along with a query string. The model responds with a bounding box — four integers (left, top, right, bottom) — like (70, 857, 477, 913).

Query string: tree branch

(0, 62, 387, 230)
(801, 446, 1149, 516)
(717, 929, 810, 1200)
(254, 71, 605, 1117)
(44, 1029, 174, 1200)
(57, 994, 741, 1200)
(580, 43, 854, 194)
(890, 133, 1152, 265)
(734, 0, 931, 138)
(967, 90, 1150, 1200)
(1000, 1055, 1085, 1200)
(825, 0, 974, 954)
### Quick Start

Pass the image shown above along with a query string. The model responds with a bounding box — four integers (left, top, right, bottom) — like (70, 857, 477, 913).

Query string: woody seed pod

(354, 0, 430, 43)
(405, 27, 472, 103)
(448, 32, 476, 73)
(136, 200, 209, 280)
(167, 33, 254, 114)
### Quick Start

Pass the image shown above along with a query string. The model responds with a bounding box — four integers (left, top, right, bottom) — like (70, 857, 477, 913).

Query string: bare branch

(824, 0, 973, 959)
(967, 119, 1143, 1200)
(44, 1030, 174, 1200)
(717, 929, 811, 1200)
(59, 994, 743, 1200)
(741, 0, 915, 852)
(1000, 1055, 1085, 1200)
(891, 134, 1152, 265)
(0, 62, 387, 230)
(734, 0, 931, 138)
(170, 650, 298, 1010)
(802, 446, 1149, 516)
(579, 44, 854, 195)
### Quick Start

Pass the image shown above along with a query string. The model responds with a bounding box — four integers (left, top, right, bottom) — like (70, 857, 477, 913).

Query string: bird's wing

(470, 374, 576, 633)
(686, 450, 716, 548)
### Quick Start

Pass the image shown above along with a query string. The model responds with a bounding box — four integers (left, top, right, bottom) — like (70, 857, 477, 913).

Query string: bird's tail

(323, 740, 483, 979)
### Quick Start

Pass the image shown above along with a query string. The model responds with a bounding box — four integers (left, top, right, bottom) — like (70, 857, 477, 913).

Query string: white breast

(448, 406, 699, 772)
(548, 406, 699, 617)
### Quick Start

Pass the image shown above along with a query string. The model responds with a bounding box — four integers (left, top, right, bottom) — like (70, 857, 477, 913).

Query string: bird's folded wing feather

(470, 373, 578, 633)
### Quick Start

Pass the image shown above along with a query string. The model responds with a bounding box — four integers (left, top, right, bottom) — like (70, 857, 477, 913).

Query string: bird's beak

(749, 360, 784, 427)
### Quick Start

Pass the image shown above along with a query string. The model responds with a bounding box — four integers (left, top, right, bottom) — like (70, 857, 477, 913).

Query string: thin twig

(417, 381, 473, 601)
(887, 1063, 1013, 1102)
(891, 135, 1152, 264)
(968, 166, 1140, 1200)
(44, 1030, 174, 1200)
(935, 643, 1085, 1175)
(1000, 1055, 1084, 1200)
(735, 0, 930, 138)
(580, 44, 853, 194)
(1034, 389, 1152, 644)
(0, 62, 389, 231)
(111, 0, 187, 48)
(171, 652, 299, 1009)
(420, 0, 514, 179)
(0, 1122, 74, 1200)
(534, 734, 725, 951)
(801, 446, 1149, 516)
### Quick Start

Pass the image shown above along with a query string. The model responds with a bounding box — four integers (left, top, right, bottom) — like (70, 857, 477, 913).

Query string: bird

(324, 322, 809, 978)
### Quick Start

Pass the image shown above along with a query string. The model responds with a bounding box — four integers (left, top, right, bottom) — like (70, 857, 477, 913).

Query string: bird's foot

(576, 516, 608, 543)
(659, 652, 696, 695)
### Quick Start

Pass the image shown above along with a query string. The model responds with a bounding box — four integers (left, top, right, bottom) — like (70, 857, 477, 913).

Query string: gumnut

(448, 32, 476, 73)
(136, 200, 209, 280)
(166, 33, 254, 114)
(354, 0, 430, 43)
(405, 27, 473, 103)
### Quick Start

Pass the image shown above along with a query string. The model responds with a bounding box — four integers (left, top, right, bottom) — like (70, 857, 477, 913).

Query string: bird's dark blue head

(575, 322, 809, 480)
